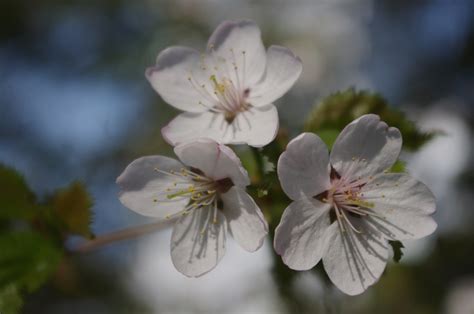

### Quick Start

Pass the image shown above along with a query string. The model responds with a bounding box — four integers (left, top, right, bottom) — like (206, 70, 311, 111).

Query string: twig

(74, 219, 172, 253)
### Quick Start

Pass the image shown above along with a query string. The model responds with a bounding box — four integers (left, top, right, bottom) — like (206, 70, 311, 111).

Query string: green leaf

(304, 88, 436, 151)
(389, 160, 406, 173)
(315, 129, 340, 149)
(52, 181, 94, 239)
(389, 240, 404, 263)
(0, 231, 62, 292)
(0, 285, 23, 314)
(0, 164, 37, 220)
(0, 232, 62, 313)
(0, 231, 62, 314)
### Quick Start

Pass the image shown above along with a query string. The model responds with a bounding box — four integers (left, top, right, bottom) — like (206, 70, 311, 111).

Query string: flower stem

(73, 219, 172, 253)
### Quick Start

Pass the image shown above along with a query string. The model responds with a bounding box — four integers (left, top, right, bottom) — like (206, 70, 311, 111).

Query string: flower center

(153, 167, 232, 228)
(209, 75, 250, 123)
(187, 47, 251, 124)
(319, 171, 378, 234)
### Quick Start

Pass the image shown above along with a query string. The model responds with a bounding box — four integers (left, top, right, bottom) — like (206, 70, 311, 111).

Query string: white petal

(116, 156, 190, 218)
(207, 20, 266, 86)
(174, 139, 250, 187)
(170, 208, 227, 277)
(146, 46, 213, 113)
(323, 221, 389, 295)
(277, 132, 331, 201)
(249, 46, 302, 107)
(231, 104, 279, 147)
(274, 198, 332, 270)
(162, 105, 279, 148)
(361, 173, 437, 240)
(221, 187, 268, 252)
(330, 114, 402, 179)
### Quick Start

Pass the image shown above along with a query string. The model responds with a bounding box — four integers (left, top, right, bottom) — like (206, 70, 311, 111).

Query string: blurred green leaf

(389, 160, 406, 173)
(389, 240, 404, 263)
(315, 129, 340, 148)
(0, 231, 62, 291)
(52, 182, 94, 239)
(304, 88, 436, 151)
(0, 285, 23, 314)
(0, 164, 36, 220)
(257, 188, 268, 198)
(0, 231, 62, 313)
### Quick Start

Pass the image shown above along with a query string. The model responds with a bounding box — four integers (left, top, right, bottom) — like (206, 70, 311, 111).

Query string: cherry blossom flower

(274, 114, 437, 295)
(116, 139, 268, 277)
(146, 19, 302, 147)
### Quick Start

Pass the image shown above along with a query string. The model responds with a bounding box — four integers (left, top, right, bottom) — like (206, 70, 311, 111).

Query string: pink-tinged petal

(146, 46, 213, 113)
(274, 198, 332, 270)
(278, 132, 331, 201)
(116, 156, 190, 218)
(221, 187, 268, 252)
(322, 220, 389, 296)
(207, 20, 266, 86)
(162, 105, 279, 148)
(361, 173, 437, 240)
(330, 114, 402, 179)
(249, 45, 302, 107)
(174, 139, 250, 187)
(171, 207, 227, 277)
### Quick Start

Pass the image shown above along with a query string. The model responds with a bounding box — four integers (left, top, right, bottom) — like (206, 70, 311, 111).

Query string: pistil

(324, 174, 378, 233)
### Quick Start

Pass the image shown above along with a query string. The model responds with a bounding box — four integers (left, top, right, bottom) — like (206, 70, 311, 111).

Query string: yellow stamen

(210, 75, 226, 94)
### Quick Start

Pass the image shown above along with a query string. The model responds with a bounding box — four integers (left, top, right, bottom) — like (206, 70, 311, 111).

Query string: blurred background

(0, 0, 473, 313)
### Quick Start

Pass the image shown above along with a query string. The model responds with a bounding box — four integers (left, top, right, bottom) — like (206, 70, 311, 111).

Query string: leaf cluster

(304, 88, 436, 151)
(0, 164, 94, 313)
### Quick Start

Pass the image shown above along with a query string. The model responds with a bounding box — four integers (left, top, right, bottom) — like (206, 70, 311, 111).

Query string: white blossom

(146, 19, 302, 147)
(274, 114, 437, 295)
(117, 139, 268, 277)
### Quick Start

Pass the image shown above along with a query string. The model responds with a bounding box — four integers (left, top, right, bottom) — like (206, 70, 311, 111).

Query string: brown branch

(74, 219, 173, 253)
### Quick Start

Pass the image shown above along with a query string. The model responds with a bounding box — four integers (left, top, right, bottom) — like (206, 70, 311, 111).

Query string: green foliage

(0, 164, 36, 220)
(0, 285, 23, 314)
(0, 232, 62, 314)
(0, 232, 62, 291)
(389, 240, 405, 263)
(257, 188, 269, 198)
(52, 182, 94, 239)
(304, 88, 435, 151)
(0, 165, 95, 312)
(389, 160, 406, 173)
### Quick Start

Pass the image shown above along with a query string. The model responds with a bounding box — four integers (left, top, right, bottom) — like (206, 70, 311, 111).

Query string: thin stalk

(74, 219, 172, 254)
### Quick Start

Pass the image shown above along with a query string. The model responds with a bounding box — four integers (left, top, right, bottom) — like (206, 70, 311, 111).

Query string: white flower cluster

(117, 20, 436, 295)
